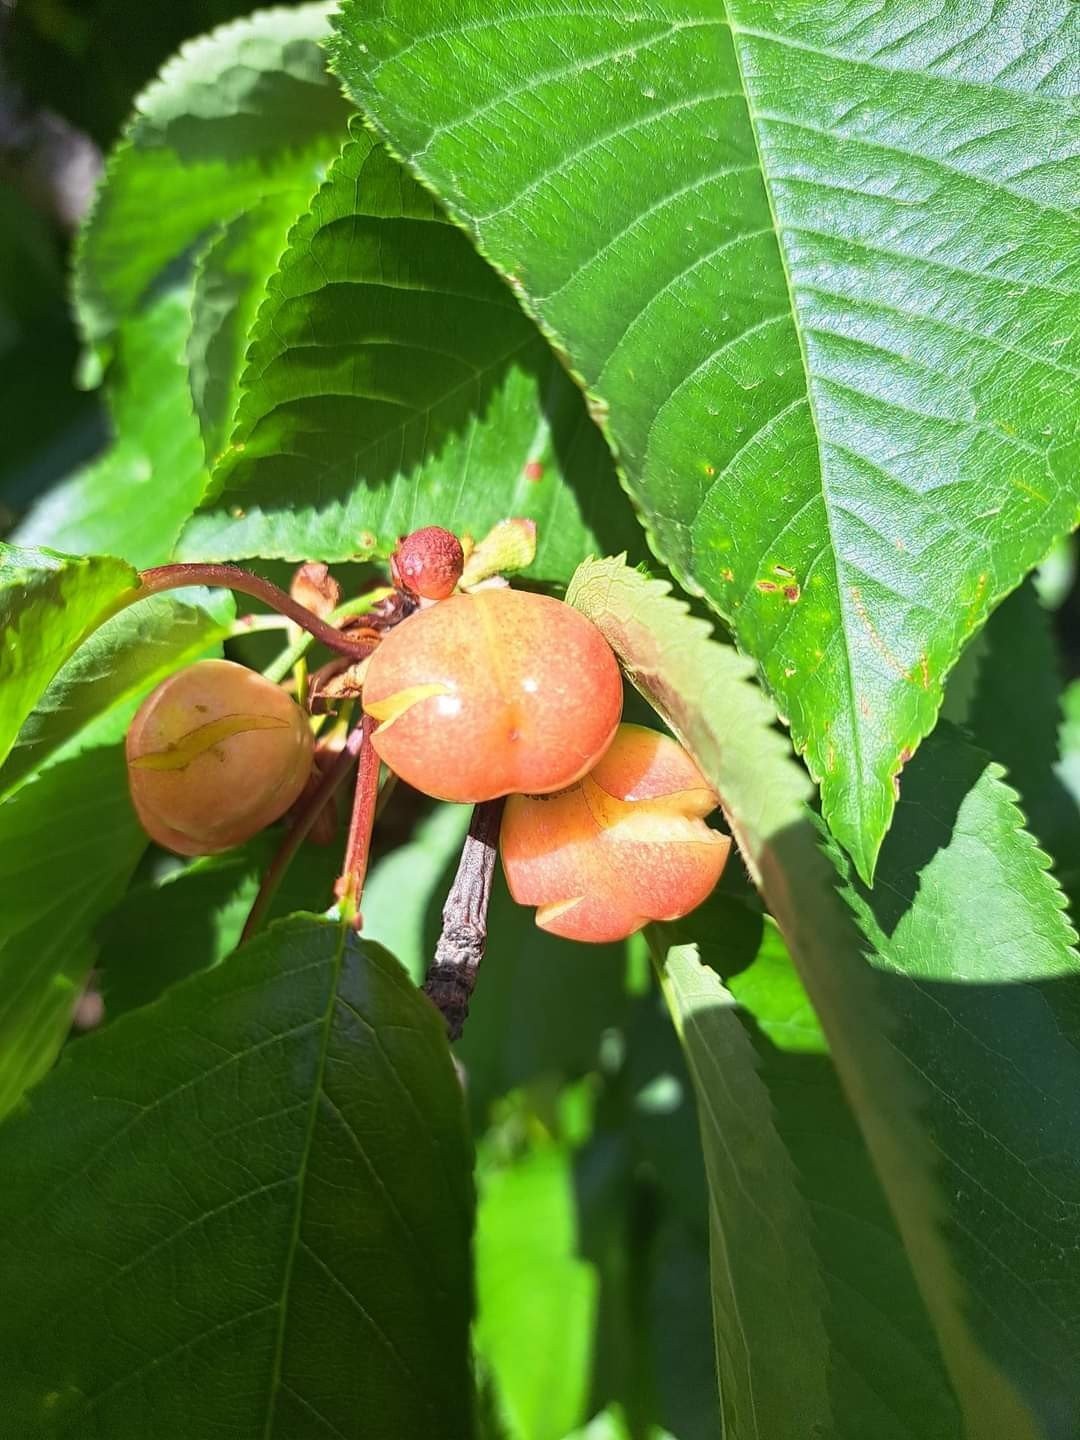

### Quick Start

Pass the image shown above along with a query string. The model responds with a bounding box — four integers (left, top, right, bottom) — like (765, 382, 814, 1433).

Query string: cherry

(390, 526, 464, 600)
(361, 588, 622, 803)
(500, 723, 730, 942)
(126, 659, 314, 856)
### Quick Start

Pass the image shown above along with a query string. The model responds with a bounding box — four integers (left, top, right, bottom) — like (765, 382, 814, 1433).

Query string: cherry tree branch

(422, 798, 506, 1041)
(138, 563, 379, 660)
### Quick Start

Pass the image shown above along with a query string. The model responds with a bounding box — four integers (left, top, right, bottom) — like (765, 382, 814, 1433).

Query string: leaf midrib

(261, 920, 349, 1439)
(724, 14, 873, 874)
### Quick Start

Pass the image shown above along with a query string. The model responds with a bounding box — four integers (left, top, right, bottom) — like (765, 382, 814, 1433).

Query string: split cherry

(126, 659, 314, 856)
(500, 723, 730, 942)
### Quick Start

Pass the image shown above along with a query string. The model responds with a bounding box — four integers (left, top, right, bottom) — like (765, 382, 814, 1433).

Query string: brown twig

(138, 563, 380, 661)
(422, 798, 506, 1041)
(333, 713, 380, 924)
(240, 722, 366, 943)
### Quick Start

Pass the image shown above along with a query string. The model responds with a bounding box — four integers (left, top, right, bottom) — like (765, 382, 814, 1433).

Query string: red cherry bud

(390, 526, 464, 600)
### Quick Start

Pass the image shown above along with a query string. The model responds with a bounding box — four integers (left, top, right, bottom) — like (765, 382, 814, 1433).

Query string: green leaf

(97, 833, 343, 1019)
(0, 741, 146, 1123)
(0, 569, 231, 1119)
(331, 0, 1080, 880)
(1, 586, 233, 799)
(568, 555, 1080, 1439)
(0, 917, 474, 1439)
(13, 283, 210, 567)
(187, 196, 309, 467)
(1060, 679, 1080, 813)
(960, 581, 1080, 902)
(363, 802, 471, 983)
(655, 934, 833, 1438)
(476, 1145, 598, 1440)
(75, 2, 351, 352)
(840, 725, 1080, 1433)
(0, 544, 135, 771)
(654, 900, 962, 1439)
(35, 4, 352, 565)
(458, 871, 630, 1121)
(178, 123, 645, 582)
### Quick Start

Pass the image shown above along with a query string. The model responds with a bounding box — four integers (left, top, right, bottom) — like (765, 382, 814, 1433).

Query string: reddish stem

(138, 563, 378, 660)
(334, 713, 380, 924)
(240, 723, 366, 944)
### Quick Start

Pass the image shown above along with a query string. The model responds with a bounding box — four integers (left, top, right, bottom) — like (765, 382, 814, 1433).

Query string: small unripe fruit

(126, 659, 314, 856)
(361, 588, 622, 803)
(390, 526, 464, 600)
(500, 724, 730, 943)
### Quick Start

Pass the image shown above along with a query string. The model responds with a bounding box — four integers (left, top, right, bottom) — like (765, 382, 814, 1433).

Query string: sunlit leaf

(569, 555, 1080, 1439)
(179, 123, 645, 581)
(332, 0, 1080, 880)
(1, 586, 233, 799)
(187, 197, 308, 467)
(32, 4, 353, 565)
(0, 544, 135, 770)
(653, 898, 961, 1438)
(75, 2, 350, 352)
(655, 932, 833, 1438)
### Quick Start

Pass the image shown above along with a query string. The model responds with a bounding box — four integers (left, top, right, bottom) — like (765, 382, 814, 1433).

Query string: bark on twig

(423, 798, 506, 1041)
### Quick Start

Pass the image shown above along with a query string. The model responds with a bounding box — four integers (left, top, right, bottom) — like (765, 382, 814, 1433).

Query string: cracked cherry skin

(500, 723, 730, 942)
(361, 588, 622, 803)
(126, 659, 314, 856)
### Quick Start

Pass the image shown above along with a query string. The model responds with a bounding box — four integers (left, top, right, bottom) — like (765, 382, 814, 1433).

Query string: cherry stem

(138, 563, 379, 660)
(240, 722, 366, 944)
(333, 712, 380, 925)
(422, 797, 506, 1042)
(263, 587, 394, 685)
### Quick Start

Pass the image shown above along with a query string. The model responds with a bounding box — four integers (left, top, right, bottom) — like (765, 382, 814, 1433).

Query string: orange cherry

(361, 588, 622, 803)
(500, 724, 730, 942)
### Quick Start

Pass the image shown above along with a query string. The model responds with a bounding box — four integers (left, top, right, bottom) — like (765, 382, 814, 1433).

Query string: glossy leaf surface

(30, 5, 352, 565)
(332, 0, 1080, 878)
(0, 918, 474, 1439)
(0, 544, 135, 770)
(569, 555, 1080, 1438)
(179, 124, 644, 581)
(1, 586, 233, 799)
(653, 901, 961, 1438)
(75, 3, 350, 352)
